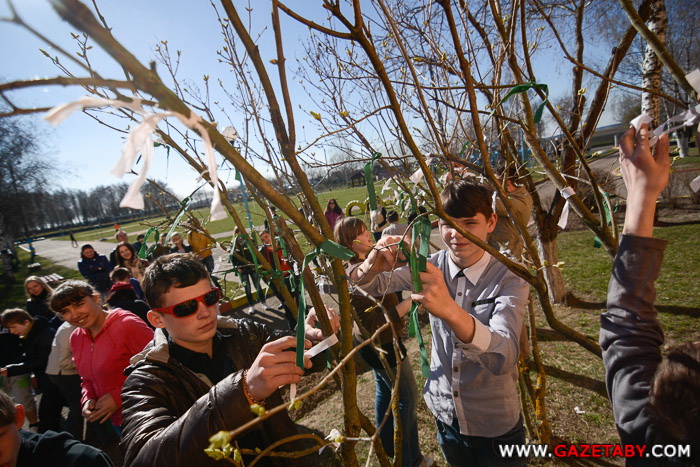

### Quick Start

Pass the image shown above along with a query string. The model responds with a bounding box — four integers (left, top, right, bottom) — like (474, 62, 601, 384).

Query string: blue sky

(2, 1, 617, 199)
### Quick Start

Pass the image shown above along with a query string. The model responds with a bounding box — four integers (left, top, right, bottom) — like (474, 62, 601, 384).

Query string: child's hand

(620, 123, 670, 237)
(245, 336, 311, 401)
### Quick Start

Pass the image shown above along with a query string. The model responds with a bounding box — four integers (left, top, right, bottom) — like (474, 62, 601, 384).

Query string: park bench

(41, 273, 64, 286)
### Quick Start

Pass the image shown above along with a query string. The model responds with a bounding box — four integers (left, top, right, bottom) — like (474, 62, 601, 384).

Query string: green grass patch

(1, 249, 83, 311)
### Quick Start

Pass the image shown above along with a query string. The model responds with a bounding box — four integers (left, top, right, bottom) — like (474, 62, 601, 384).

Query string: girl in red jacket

(49, 280, 153, 446)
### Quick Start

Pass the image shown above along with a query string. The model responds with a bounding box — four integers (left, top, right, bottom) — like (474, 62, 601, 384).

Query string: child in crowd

(49, 281, 153, 458)
(110, 267, 145, 301)
(78, 245, 113, 296)
(0, 324, 38, 431)
(0, 309, 64, 434)
(170, 233, 192, 254)
(361, 180, 529, 466)
(24, 276, 60, 329)
(45, 320, 83, 440)
(114, 242, 146, 282)
(258, 230, 298, 328)
(119, 252, 339, 466)
(335, 217, 430, 467)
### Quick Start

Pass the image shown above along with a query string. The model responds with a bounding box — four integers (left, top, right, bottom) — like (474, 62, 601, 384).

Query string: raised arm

(600, 124, 670, 445)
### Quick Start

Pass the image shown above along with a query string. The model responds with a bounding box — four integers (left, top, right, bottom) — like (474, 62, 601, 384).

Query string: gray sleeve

(599, 234, 668, 446)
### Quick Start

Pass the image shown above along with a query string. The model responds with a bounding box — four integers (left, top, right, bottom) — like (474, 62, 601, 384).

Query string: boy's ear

(147, 310, 167, 329)
(486, 212, 497, 233)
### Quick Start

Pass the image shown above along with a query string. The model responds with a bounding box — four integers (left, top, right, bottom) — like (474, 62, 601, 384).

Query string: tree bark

(641, 0, 668, 126)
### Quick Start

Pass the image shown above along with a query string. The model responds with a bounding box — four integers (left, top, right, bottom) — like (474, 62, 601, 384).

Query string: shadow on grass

(541, 364, 607, 398)
(657, 304, 700, 318)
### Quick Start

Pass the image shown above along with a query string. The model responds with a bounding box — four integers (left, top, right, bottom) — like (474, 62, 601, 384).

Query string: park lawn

(54, 182, 394, 244)
(1, 249, 83, 311)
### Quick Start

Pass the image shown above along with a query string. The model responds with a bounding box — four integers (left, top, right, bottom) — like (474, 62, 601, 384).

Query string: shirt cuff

(457, 316, 491, 353)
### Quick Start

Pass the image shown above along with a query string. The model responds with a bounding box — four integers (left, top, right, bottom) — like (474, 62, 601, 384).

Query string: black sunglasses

(151, 288, 221, 318)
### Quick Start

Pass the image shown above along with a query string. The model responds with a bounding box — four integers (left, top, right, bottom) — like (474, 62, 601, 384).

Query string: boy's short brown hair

(110, 267, 132, 283)
(142, 253, 210, 309)
(49, 280, 95, 313)
(440, 180, 493, 219)
(1, 309, 33, 327)
(650, 342, 700, 447)
(334, 217, 367, 260)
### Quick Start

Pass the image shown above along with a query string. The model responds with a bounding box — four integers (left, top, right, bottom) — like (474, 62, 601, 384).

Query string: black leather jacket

(120, 317, 312, 466)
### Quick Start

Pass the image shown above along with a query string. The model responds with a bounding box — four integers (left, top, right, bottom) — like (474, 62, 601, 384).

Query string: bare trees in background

(1, 0, 697, 463)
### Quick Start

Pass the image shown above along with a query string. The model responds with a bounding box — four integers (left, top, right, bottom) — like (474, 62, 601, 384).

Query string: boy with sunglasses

(120, 253, 338, 466)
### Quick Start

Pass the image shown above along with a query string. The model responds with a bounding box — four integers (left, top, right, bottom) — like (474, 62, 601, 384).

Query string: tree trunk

(537, 228, 567, 304)
(641, 0, 668, 125)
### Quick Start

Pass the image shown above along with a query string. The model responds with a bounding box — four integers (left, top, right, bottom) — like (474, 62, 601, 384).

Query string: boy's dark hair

(334, 217, 367, 260)
(386, 210, 399, 223)
(496, 164, 520, 183)
(49, 280, 94, 313)
(650, 342, 700, 447)
(137, 234, 145, 241)
(107, 287, 138, 307)
(440, 180, 493, 219)
(1, 309, 33, 327)
(142, 253, 210, 308)
(407, 206, 427, 224)
(0, 390, 16, 427)
(110, 267, 132, 282)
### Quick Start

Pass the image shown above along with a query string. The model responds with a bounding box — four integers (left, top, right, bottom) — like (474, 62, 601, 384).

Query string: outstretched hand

(245, 336, 311, 401)
(619, 123, 670, 237)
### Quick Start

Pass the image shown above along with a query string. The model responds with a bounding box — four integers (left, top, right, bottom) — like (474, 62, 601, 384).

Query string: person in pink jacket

(49, 280, 153, 456)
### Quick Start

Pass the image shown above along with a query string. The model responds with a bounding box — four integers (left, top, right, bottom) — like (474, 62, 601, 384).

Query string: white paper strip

(557, 186, 575, 229)
(686, 69, 700, 94)
(690, 175, 700, 193)
(289, 333, 339, 402)
(44, 97, 227, 221)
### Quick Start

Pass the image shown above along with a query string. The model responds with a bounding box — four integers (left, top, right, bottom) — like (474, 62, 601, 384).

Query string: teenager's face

(118, 245, 132, 260)
(82, 248, 95, 259)
(260, 232, 271, 245)
(439, 213, 496, 268)
(351, 227, 374, 258)
(26, 281, 43, 297)
(116, 232, 128, 243)
(8, 321, 32, 337)
(0, 414, 22, 467)
(172, 234, 183, 245)
(58, 294, 104, 330)
(149, 279, 218, 353)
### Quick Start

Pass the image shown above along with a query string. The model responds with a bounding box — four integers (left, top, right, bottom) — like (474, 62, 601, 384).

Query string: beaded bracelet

(242, 370, 266, 407)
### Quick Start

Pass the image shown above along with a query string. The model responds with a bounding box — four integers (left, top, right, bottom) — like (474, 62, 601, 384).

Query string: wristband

(242, 370, 266, 407)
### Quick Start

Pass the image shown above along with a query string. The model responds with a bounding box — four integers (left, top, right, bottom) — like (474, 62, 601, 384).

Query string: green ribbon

(397, 213, 432, 378)
(295, 240, 355, 369)
(165, 197, 191, 244)
(491, 80, 549, 124)
(145, 229, 160, 258)
(593, 192, 615, 248)
(364, 152, 382, 211)
(139, 227, 158, 259)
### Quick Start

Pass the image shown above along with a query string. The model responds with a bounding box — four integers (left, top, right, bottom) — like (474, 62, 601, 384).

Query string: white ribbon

(289, 333, 339, 402)
(690, 175, 700, 193)
(557, 186, 575, 229)
(44, 97, 227, 221)
(409, 157, 434, 185)
(630, 70, 700, 147)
